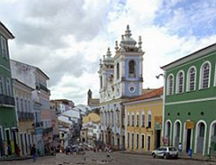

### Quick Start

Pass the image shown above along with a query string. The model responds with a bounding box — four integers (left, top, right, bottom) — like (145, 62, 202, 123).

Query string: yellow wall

(83, 112, 100, 124)
(125, 99, 163, 152)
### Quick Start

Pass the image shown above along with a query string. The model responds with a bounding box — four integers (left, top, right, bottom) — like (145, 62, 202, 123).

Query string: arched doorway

(165, 121, 171, 145)
(174, 121, 181, 148)
(209, 121, 216, 153)
(196, 122, 206, 154)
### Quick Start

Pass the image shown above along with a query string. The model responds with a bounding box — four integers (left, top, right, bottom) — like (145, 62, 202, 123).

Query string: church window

(117, 63, 120, 79)
(129, 60, 136, 77)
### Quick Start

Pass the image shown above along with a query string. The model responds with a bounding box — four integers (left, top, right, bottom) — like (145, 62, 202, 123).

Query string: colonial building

(162, 43, 216, 155)
(50, 99, 74, 115)
(124, 88, 163, 152)
(81, 112, 100, 146)
(13, 79, 34, 156)
(0, 22, 17, 157)
(10, 59, 51, 155)
(99, 25, 144, 149)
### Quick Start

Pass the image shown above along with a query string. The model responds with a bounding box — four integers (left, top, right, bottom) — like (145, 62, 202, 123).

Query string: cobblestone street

(1, 152, 215, 165)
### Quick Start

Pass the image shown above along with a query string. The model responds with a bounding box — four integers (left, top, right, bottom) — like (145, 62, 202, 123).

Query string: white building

(98, 25, 144, 149)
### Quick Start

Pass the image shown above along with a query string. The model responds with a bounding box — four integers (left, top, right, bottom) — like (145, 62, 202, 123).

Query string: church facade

(98, 25, 144, 149)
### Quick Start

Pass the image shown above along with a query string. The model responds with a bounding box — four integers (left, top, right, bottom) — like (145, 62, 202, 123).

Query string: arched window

(176, 71, 184, 93)
(129, 60, 136, 77)
(200, 62, 211, 89)
(167, 74, 174, 95)
(117, 63, 120, 79)
(187, 67, 196, 91)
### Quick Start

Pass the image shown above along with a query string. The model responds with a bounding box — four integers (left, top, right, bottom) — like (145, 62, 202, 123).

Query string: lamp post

(155, 73, 166, 146)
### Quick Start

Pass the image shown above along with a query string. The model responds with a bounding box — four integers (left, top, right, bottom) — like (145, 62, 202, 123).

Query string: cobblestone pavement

(0, 151, 215, 165)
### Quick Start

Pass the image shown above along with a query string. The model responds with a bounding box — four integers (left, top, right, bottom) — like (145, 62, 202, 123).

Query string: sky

(1, 0, 216, 105)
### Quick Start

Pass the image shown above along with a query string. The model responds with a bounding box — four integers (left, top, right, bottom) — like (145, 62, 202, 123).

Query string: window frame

(176, 70, 185, 94)
(166, 74, 174, 95)
(187, 66, 197, 92)
(199, 61, 211, 89)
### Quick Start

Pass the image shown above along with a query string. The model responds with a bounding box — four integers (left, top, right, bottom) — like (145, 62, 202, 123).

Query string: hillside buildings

(162, 43, 216, 155)
(99, 25, 144, 149)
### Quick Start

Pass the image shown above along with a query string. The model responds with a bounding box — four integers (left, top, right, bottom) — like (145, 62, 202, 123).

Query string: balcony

(0, 95, 15, 107)
(18, 111, 34, 121)
(36, 83, 50, 93)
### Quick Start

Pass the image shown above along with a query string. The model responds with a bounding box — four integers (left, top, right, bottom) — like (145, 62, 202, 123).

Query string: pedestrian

(178, 143, 182, 153)
(31, 144, 37, 162)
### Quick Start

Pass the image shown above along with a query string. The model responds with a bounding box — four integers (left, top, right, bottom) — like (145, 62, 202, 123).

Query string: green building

(0, 22, 17, 157)
(162, 43, 216, 156)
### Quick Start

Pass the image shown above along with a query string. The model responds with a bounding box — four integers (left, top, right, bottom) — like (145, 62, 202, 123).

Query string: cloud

(1, 0, 216, 104)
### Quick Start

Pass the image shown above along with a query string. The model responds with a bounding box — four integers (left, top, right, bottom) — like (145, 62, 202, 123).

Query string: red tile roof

(125, 87, 163, 103)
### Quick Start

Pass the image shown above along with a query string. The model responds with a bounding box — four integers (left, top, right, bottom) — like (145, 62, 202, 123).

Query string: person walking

(31, 144, 37, 162)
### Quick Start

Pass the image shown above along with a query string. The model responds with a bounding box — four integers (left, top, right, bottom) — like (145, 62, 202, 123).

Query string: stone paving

(0, 151, 216, 165)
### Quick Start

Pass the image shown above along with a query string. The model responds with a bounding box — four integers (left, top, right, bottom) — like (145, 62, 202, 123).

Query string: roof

(13, 78, 34, 91)
(0, 22, 15, 39)
(124, 87, 163, 103)
(161, 43, 216, 70)
(11, 59, 49, 79)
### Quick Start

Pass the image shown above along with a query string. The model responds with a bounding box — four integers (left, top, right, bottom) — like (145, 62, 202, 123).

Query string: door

(156, 130, 161, 149)
(186, 129, 191, 152)
(0, 128, 4, 156)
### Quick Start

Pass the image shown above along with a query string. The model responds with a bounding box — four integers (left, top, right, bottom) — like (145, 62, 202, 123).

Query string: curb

(120, 151, 216, 162)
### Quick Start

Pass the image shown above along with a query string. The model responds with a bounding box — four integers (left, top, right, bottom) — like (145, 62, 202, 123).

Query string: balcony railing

(18, 111, 34, 121)
(0, 95, 15, 107)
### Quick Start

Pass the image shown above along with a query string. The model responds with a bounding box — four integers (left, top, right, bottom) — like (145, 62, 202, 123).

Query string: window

(136, 134, 139, 149)
(167, 74, 174, 95)
(0, 76, 3, 94)
(128, 133, 130, 148)
(16, 97, 19, 112)
(129, 60, 136, 77)
(100, 76, 102, 88)
(20, 99, 23, 111)
(6, 78, 11, 96)
(127, 114, 130, 126)
(117, 63, 120, 79)
(141, 135, 144, 148)
(142, 114, 145, 127)
(199, 123, 205, 137)
(176, 71, 184, 93)
(187, 67, 196, 91)
(132, 114, 135, 127)
(147, 113, 151, 128)
(1, 36, 8, 59)
(136, 114, 139, 127)
(200, 62, 211, 89)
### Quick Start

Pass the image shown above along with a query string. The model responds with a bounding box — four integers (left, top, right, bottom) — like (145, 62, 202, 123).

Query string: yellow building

(82, 112, 100, 124)
(124, 87, 163, 152)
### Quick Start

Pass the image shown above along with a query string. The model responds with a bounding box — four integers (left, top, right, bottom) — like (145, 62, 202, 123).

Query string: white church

(98, 25, 144, 149)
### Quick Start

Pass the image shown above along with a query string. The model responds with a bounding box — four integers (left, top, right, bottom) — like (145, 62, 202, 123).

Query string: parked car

(152, 146, 178, 159)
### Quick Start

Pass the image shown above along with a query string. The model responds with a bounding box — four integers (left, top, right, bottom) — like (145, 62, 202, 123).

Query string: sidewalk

(0, 155, 32, 161)
(121, 151, 216, 162)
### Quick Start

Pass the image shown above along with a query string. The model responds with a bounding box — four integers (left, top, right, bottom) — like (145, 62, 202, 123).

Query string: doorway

(155, 130, 161, 148)
(186, 129, 191, 152)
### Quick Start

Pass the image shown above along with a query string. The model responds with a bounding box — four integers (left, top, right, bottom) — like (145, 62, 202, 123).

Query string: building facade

(13, 79, 35, 156)
(124, 88, 163, 152)
(10, 59, 51, 155)
(162, 43, 216, 155)
(99, 25, 144, 149)
(0, 22, 17, 157)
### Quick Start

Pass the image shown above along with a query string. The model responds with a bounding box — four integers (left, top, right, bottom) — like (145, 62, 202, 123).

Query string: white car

(152, 146, 178, 159)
